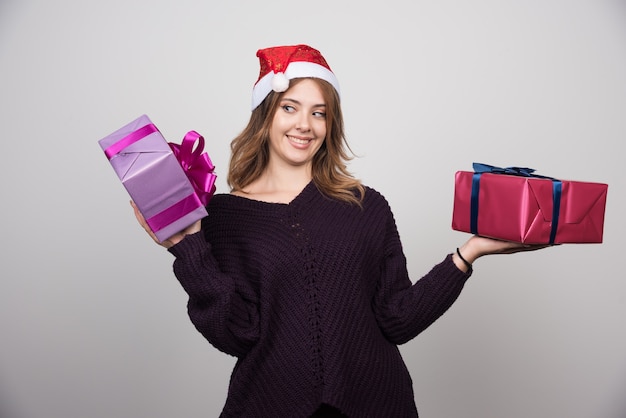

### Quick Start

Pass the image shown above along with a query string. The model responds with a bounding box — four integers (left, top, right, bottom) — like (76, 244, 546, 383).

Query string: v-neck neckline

(221, 180, 318, 209)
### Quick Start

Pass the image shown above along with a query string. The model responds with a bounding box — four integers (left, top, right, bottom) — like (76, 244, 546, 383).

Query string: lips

(287, 135, 313, 145)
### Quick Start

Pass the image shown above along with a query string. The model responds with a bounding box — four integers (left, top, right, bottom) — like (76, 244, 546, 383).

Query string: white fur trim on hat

(251, 62, 341, 110)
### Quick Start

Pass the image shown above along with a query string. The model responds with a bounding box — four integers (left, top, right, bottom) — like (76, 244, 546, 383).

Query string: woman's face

(267, 79, 327, 171)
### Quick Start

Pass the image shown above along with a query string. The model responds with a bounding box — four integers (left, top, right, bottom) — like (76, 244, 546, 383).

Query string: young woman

(133, 44, 546, 417)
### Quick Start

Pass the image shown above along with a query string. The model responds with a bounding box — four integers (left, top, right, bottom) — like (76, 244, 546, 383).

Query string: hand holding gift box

(452, 163, 608, 244)
(98, 115, 217, 243)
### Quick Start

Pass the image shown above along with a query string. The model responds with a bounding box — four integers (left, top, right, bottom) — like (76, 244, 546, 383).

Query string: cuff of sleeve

(446, 253, 473, 279)
(167, 231, 207, 259)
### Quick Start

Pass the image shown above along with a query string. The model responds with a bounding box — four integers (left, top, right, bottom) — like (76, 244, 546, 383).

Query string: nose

(296, 113, 311, 132)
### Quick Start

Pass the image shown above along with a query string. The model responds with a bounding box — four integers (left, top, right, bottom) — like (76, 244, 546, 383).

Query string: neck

(235, 163, 313, 204)
(259, 163, 312, 194)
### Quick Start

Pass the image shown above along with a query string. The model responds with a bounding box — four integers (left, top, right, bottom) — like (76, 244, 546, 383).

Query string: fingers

(130, 200, 144, 222)
(510, 243, 552, 253)
(493, 242, 552, 255)
(130, 200, 148, 230)
(130, 200, 162, 245)
(129, 200, 202, 248)
(466, 235, 554, 258)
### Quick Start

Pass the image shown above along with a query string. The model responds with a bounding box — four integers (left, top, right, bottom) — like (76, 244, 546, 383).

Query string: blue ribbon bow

(470, 162, 562, 244)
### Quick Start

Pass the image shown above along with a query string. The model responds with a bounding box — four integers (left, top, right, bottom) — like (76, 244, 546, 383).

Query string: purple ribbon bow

(169, 131, 217, 206)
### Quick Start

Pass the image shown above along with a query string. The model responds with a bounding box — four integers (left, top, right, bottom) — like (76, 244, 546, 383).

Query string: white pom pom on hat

(270, 72, 290, 93)
(251, 44, 340, 111)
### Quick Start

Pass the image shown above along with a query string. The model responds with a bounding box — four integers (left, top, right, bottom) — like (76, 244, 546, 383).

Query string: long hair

(227, 78, 365, 205)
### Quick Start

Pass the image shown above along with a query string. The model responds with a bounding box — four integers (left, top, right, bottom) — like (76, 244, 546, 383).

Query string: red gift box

(99, 115, 217, 242)
(451, 163, 608, 244)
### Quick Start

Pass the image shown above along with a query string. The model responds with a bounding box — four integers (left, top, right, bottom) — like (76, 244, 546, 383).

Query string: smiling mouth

(288, 136, 312, 145)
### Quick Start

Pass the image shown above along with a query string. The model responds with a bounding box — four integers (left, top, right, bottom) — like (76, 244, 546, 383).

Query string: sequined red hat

(251, 44, 340, 110)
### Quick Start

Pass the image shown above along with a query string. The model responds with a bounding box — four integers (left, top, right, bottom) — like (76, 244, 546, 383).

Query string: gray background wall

(1, 1, 625, 417)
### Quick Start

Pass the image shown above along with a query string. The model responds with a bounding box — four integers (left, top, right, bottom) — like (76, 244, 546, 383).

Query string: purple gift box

(98, 114, 216, 242)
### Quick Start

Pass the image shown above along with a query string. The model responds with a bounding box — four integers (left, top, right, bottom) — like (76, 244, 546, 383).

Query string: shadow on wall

(609, 373, 626, 418)
(0, 391, 25, 418)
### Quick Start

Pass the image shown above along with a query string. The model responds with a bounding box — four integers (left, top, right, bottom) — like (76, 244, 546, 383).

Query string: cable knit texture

(168, 181, 471, 417)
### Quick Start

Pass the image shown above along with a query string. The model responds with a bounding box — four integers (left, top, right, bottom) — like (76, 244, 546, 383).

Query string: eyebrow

(281, 97, 326, 108)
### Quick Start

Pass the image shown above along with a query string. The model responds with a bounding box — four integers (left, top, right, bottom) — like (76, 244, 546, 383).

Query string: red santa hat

(251, 44, 341, 110)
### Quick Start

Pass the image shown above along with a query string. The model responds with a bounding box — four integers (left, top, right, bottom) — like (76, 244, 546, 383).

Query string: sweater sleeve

(372, 208, 471, 345)
(168, 232, 259, 358)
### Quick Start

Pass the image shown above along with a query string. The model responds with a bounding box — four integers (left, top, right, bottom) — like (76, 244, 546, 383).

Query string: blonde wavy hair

(227, 78, 365, 206)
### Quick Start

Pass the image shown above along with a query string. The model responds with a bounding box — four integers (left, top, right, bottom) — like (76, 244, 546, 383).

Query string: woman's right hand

(452, 235, 552, 272)
(130, 200, 201, 248)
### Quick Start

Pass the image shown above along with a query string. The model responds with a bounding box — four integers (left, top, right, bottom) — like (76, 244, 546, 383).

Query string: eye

(281, 105, 295, 113)
(313, 110, 326, 118)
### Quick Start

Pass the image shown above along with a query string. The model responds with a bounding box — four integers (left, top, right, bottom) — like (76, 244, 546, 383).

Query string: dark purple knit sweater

(168, 181, 471, 417)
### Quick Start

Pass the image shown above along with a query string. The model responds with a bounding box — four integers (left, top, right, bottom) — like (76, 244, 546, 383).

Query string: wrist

(454, 247, 473, 271)
(462, 236, 488, 263)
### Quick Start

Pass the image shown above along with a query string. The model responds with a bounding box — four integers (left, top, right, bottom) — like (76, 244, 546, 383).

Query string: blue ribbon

(470, 162, 562, 244)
